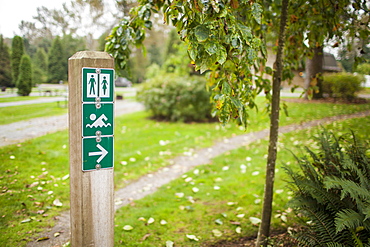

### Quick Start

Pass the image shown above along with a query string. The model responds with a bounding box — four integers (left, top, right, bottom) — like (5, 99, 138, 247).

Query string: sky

(0, 0, 70, 38)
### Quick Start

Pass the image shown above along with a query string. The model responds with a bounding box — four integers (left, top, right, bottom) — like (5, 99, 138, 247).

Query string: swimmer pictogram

(86, 113, 112, 128)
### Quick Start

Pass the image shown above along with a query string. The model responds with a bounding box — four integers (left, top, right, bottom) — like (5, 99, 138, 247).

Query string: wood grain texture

(68, 51, 114, 247)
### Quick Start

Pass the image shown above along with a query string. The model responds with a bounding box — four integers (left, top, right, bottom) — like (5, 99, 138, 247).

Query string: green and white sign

(82, 137, 114, 171)
(82, 67, 114, 171)
(82, 103, 114, 137)
(82, 68, 114, 102)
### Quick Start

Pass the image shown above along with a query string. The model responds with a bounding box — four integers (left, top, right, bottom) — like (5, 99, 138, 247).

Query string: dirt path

(26, 109, 370, 247)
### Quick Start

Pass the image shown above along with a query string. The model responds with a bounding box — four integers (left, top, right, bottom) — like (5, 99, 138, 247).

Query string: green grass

(113, 116, 370, 246)
(0, 99, 370, 246)
(0, 103, 68, 125)
(0, 96, 41, 103)
(359, 88, 370, 94)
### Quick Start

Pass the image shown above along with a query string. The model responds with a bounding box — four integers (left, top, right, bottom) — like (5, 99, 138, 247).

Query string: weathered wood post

(68, 51, 115, 246)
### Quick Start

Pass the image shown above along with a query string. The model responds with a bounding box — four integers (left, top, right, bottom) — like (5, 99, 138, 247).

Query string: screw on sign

(82, 67, 114, 171)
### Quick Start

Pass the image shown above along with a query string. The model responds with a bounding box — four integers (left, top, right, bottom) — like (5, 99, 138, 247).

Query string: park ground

(1, 85, 370, 246)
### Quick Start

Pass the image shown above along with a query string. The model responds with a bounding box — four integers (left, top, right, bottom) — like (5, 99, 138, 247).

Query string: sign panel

(81, 67, 114, 171)
(82, 137, 114, 171)
(82, 103, 114, 137)
(82, 68, 114, 102)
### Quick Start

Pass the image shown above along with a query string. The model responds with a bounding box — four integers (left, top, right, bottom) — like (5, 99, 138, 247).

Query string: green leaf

(205, 42, 218, 55)
(216, 45, 227, 65)
(194, 25, 210, 42)
(237, 23, 252, 41)
(252, 3, 262, 24)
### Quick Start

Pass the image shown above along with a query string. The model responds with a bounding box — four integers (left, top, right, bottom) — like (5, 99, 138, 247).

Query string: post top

(69, 51, 113, 61)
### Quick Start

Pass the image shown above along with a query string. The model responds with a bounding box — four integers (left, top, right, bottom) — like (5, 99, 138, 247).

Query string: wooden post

(68, 51, 114, 247)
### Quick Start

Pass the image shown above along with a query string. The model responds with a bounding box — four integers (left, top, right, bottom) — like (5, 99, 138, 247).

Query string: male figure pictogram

(89, 75, 96, 95)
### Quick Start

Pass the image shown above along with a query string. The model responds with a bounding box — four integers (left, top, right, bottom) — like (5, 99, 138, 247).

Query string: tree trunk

(304, 46, 324, 99)
(255, 0, 289, 246)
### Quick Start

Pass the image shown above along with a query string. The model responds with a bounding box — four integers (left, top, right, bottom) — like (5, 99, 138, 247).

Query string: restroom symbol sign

(82, 67, 114, 102)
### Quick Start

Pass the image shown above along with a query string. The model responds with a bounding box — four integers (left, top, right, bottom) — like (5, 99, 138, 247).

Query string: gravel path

(0, 100, 144, 147)
(25, 109, 370, 247)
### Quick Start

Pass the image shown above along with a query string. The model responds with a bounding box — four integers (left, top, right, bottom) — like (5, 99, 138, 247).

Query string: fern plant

(284, 129, 370, 246)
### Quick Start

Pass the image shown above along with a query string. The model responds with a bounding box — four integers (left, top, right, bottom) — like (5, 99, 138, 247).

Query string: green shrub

(137, 74, 214, 122)
(285, 129, 370, 246)
(17, 55, 33, 96)
(322, 73, 364, 101)
(356, 63, 370, 75)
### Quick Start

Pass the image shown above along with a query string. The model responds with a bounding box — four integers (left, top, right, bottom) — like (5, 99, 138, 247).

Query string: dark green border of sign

(82, 67, 114, 102)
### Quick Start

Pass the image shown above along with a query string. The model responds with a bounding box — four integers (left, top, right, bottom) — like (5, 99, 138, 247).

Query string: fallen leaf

(36, 237, 49, 242)
(227, 202, 237, 206)
(141, 233, 151, 241)
(186, 234, 199, 241)
(175, 192, 184, 198)
(215, 219, 223, 225)
(138, 217, 146, 221)
(249, 217, 262, 225)
(212, 229, 223, 237)
(123, 225, 133, 231)
(54, 232, 60, 237)
(166, 240, 174, 247)
(53, 199, 63, 207)
(281, 215, 287, 222)
(236, 227, 242, 234)
(147, 217, 155, 224)
(21, 218, 32, 223)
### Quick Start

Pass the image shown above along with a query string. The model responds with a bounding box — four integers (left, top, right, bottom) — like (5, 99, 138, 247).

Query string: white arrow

(88, 144, 108, 163)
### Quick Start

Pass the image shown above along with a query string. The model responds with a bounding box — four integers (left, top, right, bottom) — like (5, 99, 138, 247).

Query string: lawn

(0, 96, 41, 103)
(0, 99, 369, 246)
(112, 115, 370, 246)
(0, 102, 67, 125)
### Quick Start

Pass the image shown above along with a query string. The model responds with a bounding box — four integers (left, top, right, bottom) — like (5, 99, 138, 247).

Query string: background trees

(11, 36, 25, 88)
(48, 36, 66, 83)
(0, 35, 12, 88)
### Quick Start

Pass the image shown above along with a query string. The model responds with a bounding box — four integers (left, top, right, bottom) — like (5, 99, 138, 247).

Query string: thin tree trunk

(255, 0, 289, 246)
(304, 46, 324, 99)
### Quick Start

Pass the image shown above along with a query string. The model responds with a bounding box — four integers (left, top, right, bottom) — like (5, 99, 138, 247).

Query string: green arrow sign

(82, 137, 114, 171)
